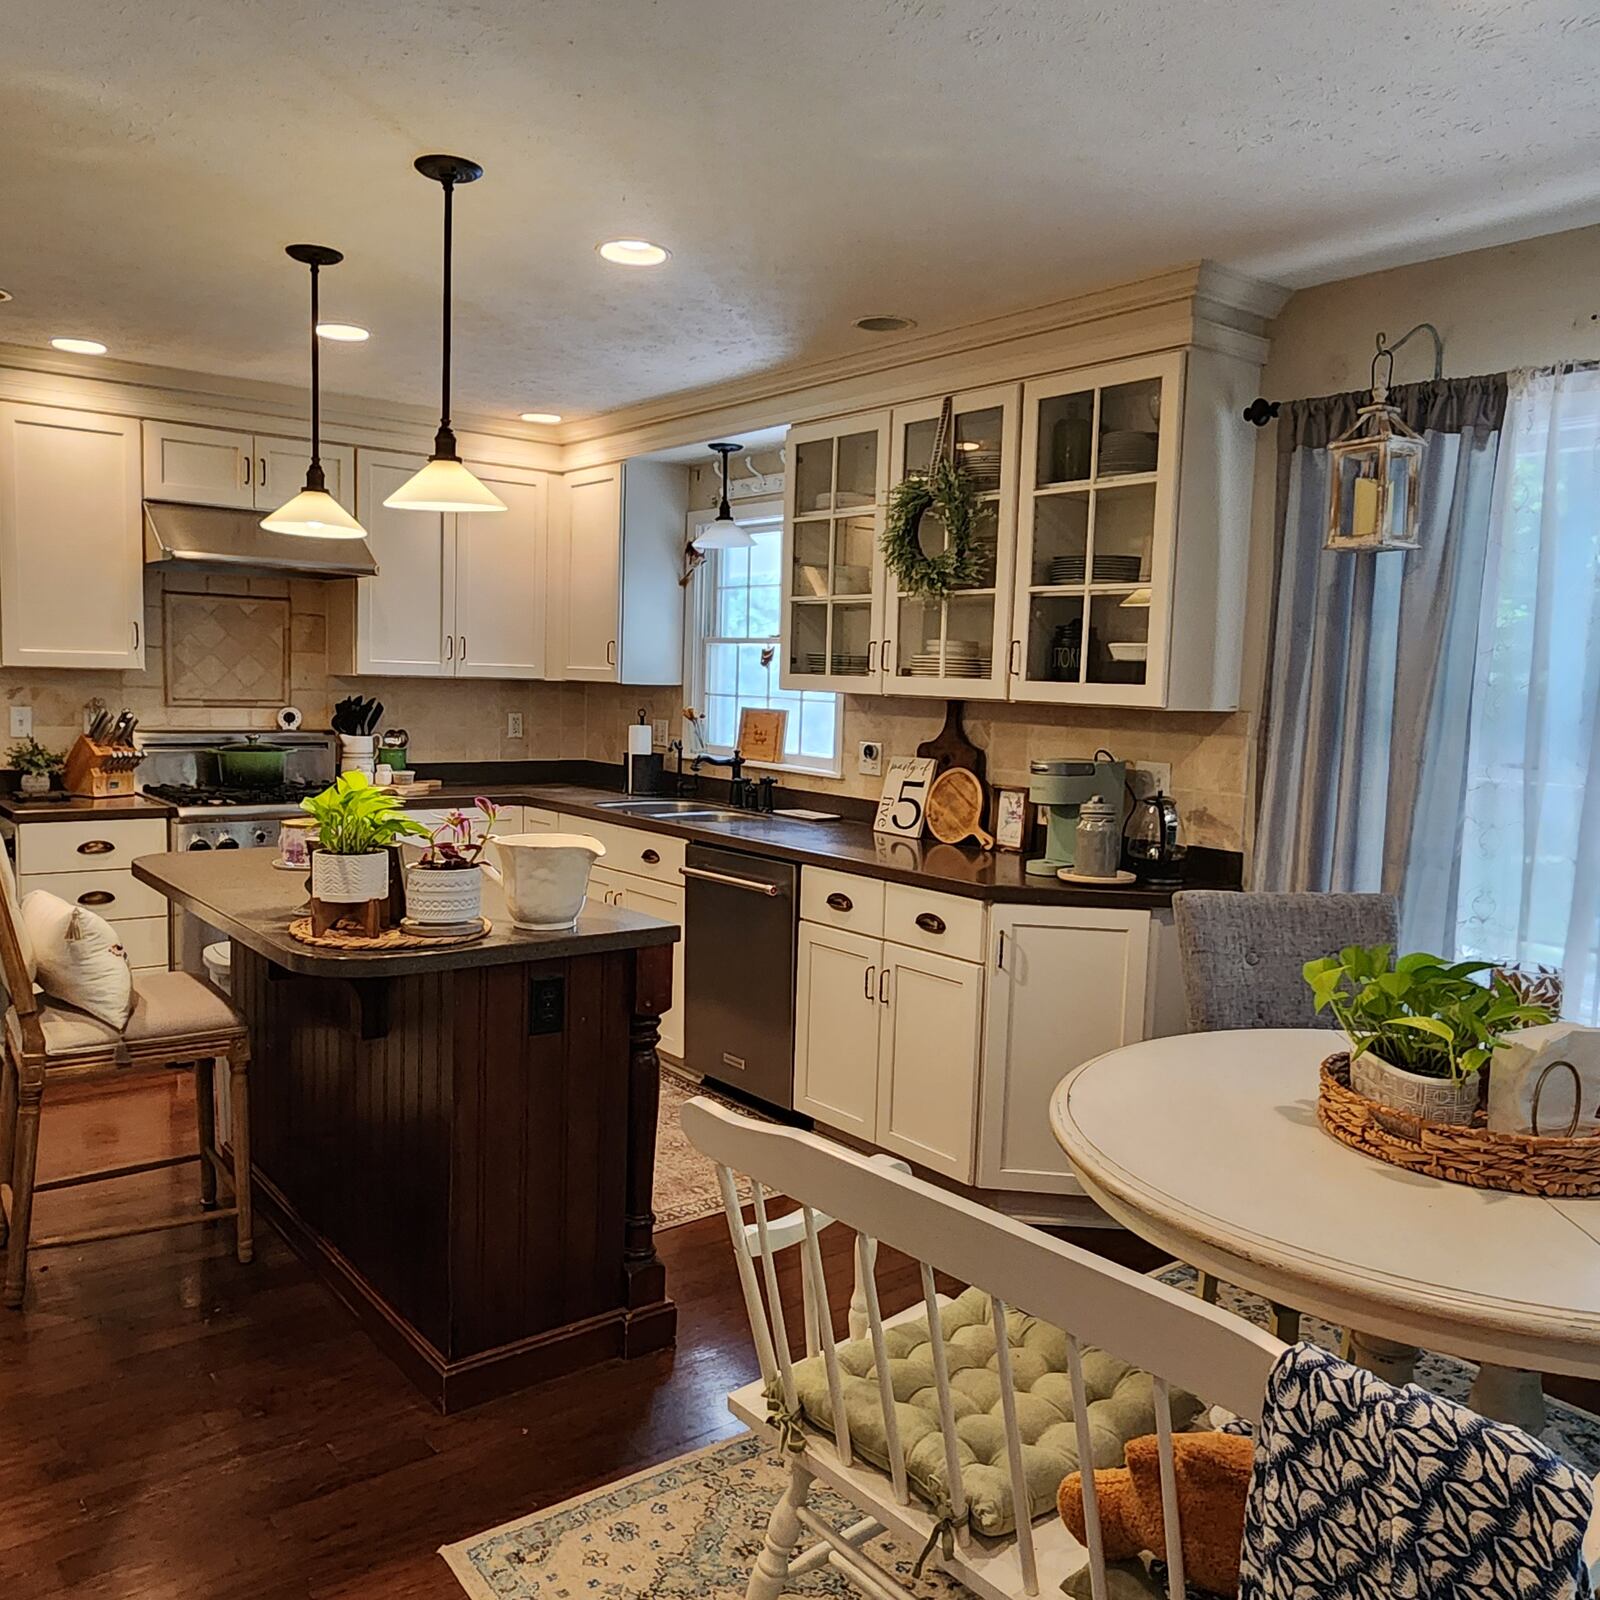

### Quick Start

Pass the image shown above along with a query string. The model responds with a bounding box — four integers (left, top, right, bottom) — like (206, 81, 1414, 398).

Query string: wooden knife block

(63, 735, 141, 798)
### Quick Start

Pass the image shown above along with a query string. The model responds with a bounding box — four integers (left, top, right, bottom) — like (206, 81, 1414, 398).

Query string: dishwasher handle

(682, 864, 783, 898)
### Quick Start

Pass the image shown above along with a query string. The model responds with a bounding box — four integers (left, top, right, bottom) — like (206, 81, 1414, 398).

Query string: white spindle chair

(684, 1096, 1289, 1600)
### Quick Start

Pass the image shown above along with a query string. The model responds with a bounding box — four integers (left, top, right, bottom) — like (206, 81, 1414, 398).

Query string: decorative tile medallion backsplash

(164, 591, 290, 706)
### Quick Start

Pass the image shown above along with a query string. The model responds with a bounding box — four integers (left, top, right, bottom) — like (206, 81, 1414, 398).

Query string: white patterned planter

(311, 849, 389, 905)
(404, 864, 483, 926)
(1350, 1050, 1482, 1126)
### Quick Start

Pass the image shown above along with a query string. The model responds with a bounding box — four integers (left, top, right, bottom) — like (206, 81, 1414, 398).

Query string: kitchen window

(685, 505, 842, 776)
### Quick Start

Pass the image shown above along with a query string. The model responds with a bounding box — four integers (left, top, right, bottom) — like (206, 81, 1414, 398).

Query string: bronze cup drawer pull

(77, 839, 115, 856)
(641, 848, 661, 865)
(826, 892, 854, 913)
(77, 889, 115, 907)
(915, 911, 947, 935)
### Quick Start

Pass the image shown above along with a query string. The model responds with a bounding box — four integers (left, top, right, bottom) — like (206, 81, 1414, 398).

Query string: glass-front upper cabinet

(781, 410, 891, 692)
(883, 384, 1018, 701)
(1009, 353, 1182, 706)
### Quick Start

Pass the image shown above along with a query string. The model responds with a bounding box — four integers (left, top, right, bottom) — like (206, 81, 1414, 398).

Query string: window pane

(747, 583, 781, 639)
(800, 698, 836, 759)
(706, 641, 739, 696)
(748, 530, 782, 584)
(719, 545, 749, 587)
(706, 694, 738, 748)
(737, 644, 775, 697)
(717, 585, 748, 637)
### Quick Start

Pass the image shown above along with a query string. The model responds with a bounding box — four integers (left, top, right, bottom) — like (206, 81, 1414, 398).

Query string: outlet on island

(506, 711, 524, 739)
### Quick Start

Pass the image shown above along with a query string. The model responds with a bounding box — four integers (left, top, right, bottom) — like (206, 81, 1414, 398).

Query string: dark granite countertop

(0, 792, 175, 824)
(132, 849, 677, 979)
(395, 780, 1231, 909)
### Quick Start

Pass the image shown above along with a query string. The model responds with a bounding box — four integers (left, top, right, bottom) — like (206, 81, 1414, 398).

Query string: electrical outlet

(858, 740, 882, 777)
(9, 705, 32, 738)
(652, 717, 669, 746)
(1128, 760, 1171, 798)
(506, 711, 524, 739)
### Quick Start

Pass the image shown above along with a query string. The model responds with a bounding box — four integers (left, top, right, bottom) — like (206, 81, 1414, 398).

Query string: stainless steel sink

(593, 799, 753, 822)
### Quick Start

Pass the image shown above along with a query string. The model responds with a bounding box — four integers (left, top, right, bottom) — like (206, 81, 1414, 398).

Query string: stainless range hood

(143, 500, 378, 578)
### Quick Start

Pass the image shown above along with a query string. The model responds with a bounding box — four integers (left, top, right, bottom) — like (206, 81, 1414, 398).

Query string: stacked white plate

(907, 639, 990, 678)
(1045, 554, 1144, 585)
(802, 653, 869, 674)
(1099, 430, 1158, 475)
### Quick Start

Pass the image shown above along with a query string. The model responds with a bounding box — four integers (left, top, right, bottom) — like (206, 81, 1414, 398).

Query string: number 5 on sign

(874, 757, 937, 839)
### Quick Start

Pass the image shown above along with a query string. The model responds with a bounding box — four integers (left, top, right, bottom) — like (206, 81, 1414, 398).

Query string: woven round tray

(288, 915, 491, 951)
(1318, 1052, 1600, 1197)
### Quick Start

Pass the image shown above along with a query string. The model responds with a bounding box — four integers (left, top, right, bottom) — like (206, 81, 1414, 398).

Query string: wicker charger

(1318, 1051, 1600, 1198)
(288, 915, 490, 950)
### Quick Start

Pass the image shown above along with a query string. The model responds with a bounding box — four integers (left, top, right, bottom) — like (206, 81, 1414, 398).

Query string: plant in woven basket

(1304, 945, 1553, 1081)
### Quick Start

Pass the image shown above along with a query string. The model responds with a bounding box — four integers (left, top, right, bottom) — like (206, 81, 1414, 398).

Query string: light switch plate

(652, 717, 669, 746)
(1128, 760, 1171, 798)
(858, 740, 882, 777)
(506, 711, 524, 739)
(9, 705, 32, 738)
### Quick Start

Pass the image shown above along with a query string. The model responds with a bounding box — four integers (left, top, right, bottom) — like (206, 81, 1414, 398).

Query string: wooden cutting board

(925, 766, 993, 849)
(917, 700, 986, 785)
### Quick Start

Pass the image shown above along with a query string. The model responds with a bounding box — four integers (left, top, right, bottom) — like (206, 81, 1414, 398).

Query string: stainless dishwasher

(683, 842, 798, 1110)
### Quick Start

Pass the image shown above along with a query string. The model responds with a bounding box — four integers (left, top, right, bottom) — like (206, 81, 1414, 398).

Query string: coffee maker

(1025, 756, 1127, 877)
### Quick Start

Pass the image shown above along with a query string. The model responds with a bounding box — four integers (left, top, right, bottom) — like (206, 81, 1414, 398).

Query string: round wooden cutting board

(925, 767, 993, 849)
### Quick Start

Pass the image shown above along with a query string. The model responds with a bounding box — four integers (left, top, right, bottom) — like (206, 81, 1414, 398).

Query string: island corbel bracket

(348, 977, 391, 1041)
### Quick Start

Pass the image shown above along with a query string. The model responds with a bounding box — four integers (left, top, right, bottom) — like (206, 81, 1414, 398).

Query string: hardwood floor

(6, 1074, 1592, 1598)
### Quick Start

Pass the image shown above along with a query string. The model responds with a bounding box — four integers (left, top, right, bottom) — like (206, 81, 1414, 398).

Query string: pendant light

(693, 442, 753, 550)
(260, 245, 368, 538)
(384, 155, 507, 514)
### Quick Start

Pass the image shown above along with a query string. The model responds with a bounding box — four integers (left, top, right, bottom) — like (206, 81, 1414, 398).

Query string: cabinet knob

(641, 849, 660, 865)
(77, 839, 114, 856)
(826, 892, 853, 913)
(77, 889, 114, 906)
(915, 911, 946, 935)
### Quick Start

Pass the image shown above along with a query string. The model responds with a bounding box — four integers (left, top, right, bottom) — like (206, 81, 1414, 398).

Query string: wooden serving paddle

(917, 700, 986, 785)
(925, 766, 993, 849)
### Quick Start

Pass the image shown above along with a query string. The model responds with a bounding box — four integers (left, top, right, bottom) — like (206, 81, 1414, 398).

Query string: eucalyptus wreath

(881, 453, 982, 599)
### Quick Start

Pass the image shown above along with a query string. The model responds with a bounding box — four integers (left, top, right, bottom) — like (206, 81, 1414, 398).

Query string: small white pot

(311, 849, 390, 905)
(17, 773, 50, 796)
(1349, 1049, 1482, 1126)
(404, 863, 483, 925)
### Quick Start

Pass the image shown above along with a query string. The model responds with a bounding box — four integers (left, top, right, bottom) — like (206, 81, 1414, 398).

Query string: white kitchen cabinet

(142, 420, 355, 515)
(795, 921, 882, 1139)
(347, 451, 546, 680)
(882, 385, 1019, 701)
(780, 410, 891, 693)
(615, 876, 686, 1060)
(554, 459, 688, 683)
(0, 403, 144, 670)
(978, 904, 1170, 1194)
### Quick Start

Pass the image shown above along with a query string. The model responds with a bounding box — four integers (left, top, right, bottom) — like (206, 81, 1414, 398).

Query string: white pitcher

(482, 833, 606, 930)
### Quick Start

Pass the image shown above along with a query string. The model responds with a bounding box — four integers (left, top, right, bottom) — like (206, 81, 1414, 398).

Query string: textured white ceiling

(6, 0, 1599, 421)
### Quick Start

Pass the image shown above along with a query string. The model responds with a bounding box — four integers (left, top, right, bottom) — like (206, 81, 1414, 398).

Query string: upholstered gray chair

(1169, 889, 1400, 1340)
(1172, 890, 1400, 1033)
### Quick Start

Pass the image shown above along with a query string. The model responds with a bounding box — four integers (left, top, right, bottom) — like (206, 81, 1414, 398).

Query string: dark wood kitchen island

(132, 849, 678, 1411)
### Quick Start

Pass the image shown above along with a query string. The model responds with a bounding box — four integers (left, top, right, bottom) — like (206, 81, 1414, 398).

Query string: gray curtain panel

(1254, 376, 1506, 953)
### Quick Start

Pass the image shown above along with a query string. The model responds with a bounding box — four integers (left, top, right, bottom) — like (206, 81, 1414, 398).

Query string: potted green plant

(8, 737, 64, 796)
(1304, 945, 1554, 1124)
(404, 798, 499, 926)
(299, 771, 429, 906)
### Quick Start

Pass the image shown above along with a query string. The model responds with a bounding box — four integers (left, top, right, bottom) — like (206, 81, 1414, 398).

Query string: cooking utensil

(925, 766, 994, 849)
(211, 735, 290, 788)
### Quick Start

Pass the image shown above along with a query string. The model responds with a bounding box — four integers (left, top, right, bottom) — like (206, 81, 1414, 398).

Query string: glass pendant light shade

(383, 455, 507, 513)
(262, 487, 368, 538)
(262, 243, 371, 540)
(692, 441, 753, 550)
(386, 153, 507, 515)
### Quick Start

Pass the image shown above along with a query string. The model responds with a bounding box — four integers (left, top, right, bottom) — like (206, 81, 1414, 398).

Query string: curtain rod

(1242, 323, 1446, 427)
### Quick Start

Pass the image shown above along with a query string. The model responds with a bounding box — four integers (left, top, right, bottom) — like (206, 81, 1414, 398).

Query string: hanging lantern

(1325, 334, 1426, 552)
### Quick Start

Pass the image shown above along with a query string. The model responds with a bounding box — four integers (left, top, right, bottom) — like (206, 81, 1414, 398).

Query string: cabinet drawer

(559, 816, 684, 887)
(114, 915, 170, 970)
(800, 868, 885, 937)
(18, 867, 169, 922)
(15, 818, 168, 877)
(520, 807, 559, 830)
(883, 882, 985, 963)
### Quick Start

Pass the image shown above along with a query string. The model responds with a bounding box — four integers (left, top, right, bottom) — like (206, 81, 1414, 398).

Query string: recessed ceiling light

(51, 336, 108, 354)
(854, 315, 916, 334)
(598, 239, 670, 267)
(315, 322, 370, 342)
(520, 411, 562, 424)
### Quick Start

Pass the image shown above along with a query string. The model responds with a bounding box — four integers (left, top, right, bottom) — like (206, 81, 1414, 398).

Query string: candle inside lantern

(1351, 475, 1381, 538)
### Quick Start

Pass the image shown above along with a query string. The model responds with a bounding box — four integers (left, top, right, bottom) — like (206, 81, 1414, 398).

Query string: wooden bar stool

(0, 865, 252, 1309)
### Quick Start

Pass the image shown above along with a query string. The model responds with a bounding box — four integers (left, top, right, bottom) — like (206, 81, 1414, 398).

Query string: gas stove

(145, 781, 327, 816)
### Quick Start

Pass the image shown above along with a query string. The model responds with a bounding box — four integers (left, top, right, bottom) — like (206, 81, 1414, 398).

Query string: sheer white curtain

(1456, 366, 1600, 1020)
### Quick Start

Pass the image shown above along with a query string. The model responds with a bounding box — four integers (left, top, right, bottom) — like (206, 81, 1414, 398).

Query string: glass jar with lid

(1072, 795, 1122, 879)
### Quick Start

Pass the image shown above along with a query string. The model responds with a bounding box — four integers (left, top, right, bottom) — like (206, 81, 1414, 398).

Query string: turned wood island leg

(623, 941, 675, 1356)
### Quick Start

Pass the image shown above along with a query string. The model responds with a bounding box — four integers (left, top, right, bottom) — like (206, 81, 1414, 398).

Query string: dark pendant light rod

(710, 441, 739, 518)
(414, 154, 483, 462)
(284, 243, 343, 491)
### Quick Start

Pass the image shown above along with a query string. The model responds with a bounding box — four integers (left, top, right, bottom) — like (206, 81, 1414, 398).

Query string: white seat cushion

(24, 970, 243, 1058)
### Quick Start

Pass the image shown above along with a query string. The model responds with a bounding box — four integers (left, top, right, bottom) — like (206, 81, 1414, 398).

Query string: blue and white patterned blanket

(1239, 1343, 1595, 1600)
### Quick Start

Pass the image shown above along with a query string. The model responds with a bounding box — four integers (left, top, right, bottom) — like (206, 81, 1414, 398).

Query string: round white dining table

(1050, 1028, 1600, 1428)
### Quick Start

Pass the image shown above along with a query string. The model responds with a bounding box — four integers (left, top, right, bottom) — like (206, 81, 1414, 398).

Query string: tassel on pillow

(21, 890, 134, 1029)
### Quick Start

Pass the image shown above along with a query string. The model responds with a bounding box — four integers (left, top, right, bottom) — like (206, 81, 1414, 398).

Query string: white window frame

(682, 498, 844, 778)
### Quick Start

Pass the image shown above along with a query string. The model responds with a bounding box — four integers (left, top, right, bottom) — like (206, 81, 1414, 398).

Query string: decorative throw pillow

(21, 890, 133, 1029)
(0, 845, 36, 981)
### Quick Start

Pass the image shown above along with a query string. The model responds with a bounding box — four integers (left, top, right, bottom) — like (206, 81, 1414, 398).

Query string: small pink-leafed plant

(417, 797, 499, 870)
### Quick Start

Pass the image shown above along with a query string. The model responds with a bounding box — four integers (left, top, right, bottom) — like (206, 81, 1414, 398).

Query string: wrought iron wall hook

(1371, 322, 1444, 395)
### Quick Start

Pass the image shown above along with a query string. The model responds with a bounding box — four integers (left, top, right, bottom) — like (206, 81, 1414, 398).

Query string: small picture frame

(737, 707, 788, 766)
(991, 785, 1031, 852)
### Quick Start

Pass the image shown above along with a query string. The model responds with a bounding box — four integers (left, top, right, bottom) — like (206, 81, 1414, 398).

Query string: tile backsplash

(0, 573, 1249, 852)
